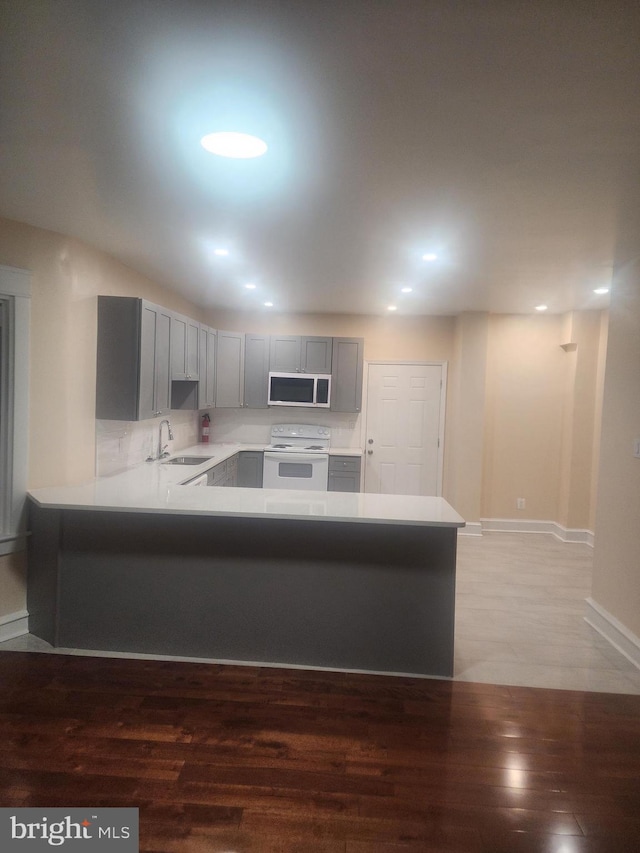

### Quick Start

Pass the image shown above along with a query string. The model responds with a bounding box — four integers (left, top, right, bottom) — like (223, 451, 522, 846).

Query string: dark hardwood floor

(1, 651, 640, 852)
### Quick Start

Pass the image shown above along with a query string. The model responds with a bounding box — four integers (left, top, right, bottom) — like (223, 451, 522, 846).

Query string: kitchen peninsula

(27, 446, 465, 678)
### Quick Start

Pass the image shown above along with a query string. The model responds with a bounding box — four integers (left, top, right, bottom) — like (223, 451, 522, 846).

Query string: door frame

(362, 361, 448, 496)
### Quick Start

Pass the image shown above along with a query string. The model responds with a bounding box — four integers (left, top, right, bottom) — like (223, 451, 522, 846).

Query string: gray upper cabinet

(244, 333, 270, 408)
(330, 337, 364, 413)
(302, 337, 333, 373)
(170, 312, 200, 380)
(96, 296, 171, 421)
(269, 335, 301, 372)
(269, 335, 333, 373)
(197, 325, 217, 409)
(215, 330, 245, 407)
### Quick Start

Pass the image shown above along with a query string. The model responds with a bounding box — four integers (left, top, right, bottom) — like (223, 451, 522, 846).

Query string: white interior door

(364, 362, 445, 496)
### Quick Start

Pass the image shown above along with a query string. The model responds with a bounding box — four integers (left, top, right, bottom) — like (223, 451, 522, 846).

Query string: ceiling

(1, 0, 638, 316)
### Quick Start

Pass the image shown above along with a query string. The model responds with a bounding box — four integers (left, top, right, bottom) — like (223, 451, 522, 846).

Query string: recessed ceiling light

(593, 287, 610, 295)
(387, 305, 397, 311)
(535, 304, 548, 312)
(213, 248, 229, 257)
(244, 283, 256, 290)
(400, 287, 413, 293)
(264, 301, 273, 308)
(200, 132, 268, 159)
(422, 253, 438, 262)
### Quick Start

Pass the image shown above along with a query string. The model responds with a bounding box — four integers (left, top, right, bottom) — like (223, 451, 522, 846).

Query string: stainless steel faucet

(158, 419, 174, 459)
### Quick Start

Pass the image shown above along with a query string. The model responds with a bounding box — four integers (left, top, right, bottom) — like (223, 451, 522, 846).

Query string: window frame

(0, 265, 31, 556)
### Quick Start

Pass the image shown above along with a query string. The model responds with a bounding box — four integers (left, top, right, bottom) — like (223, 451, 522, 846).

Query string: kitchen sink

(162, 456, 213, 465)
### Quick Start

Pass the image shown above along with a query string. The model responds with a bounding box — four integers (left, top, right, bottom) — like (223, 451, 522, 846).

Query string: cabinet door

(153, 307, 172, 416)
(170, 313, 188, 380)
(140, 301, 171, 419)
(186, 318, 200, 379)
(328, 457, 361, 492)
(331, 337, 364, 412)
(215, 330, 245, 407)
(139, 303, 158, 420)
(237, 452, 264, 488)
(244, 333, 270, 408)
(302, 337, 332, 373)
(269, 335, 301, 372)
(171, 313, 200, 380)
(197, 326, 216, 409)
(328, 471, 360, 492)
(226, 454, 238, 486)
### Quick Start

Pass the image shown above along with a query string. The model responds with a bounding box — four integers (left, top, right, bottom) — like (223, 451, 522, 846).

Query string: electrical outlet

(516, 497, 526, 510)
(634, 438, 640, 459)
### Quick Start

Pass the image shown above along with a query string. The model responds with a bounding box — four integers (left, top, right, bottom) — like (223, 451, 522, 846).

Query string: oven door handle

(264, 452, 327, 463)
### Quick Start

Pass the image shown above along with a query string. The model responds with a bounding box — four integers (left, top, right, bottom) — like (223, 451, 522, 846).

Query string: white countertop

(27, 443, 464, 529)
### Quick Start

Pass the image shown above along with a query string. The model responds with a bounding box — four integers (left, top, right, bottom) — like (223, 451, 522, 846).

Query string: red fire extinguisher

(201, 412, 211, 444)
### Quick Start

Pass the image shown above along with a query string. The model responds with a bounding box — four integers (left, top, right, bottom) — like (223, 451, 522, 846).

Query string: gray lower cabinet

(216, 330, 245, 407)
(244, 334, 270, 408)
(331, 337, 364, 413)
(96, 296, 171, 421)
(207, 460, 226, 486)
(226, 454, 238, 486)
(328, 455, 362, 492)
(206, 454, 240, 487)
(237, 451, 264, 488)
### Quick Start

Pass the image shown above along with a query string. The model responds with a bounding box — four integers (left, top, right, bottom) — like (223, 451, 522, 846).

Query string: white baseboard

(0, 609, 29, 642)
(585, 598, 640, 671)
(480, 518, 594, 546)
(458, 521, 482, 537)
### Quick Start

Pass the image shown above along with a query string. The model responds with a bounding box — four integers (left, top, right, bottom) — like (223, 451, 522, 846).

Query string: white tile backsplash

(207, 408, 363, 448)
(96, 412, 200, 476)
(96, 408, 362, 476)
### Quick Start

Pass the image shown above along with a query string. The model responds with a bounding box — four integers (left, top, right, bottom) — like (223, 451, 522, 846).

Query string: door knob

(368, 438, 374, 444)
(367, 449, 373, 455)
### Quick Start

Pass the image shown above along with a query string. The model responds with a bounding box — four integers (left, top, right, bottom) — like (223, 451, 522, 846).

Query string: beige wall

(0, 217, 206, 490)
(557, 311, 607, 530)
(0, 214, 610, 623)
(206, 308, 455, 362)
(446, 313, 489, 523)
(482, 311, 605, 526)
(482, 314, 567, 521)
(591, 260, 640, 637)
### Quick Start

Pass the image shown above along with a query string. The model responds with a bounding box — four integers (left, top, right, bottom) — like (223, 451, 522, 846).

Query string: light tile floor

(454, 532, 640, 693)
(2, 532, 640, 694)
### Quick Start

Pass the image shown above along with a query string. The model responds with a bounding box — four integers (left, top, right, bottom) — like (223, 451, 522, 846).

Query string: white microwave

(267, 372, 331, 408)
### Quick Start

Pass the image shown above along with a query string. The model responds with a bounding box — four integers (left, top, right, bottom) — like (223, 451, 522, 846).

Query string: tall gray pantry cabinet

(96, 296, 172, 421)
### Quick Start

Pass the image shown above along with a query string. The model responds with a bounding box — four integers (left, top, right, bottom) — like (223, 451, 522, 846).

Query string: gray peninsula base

(27, 504, 457, 677)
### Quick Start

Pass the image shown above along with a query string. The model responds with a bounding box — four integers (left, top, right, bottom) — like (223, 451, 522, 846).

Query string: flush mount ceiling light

(200, 131, 268, 159)
(535, 304, 548, 312)
(400, 287, 413, 293)
(264, 301, 273, 307)
(593, 287, 610, 295)
(387, 305, 398, 312)
(422, 253, 438, 262)
(244, 283, 256, 290)
(213, 247, 229, 257)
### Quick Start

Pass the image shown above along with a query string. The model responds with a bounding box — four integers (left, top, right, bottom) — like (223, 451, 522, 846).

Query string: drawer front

(329, 455, 361, 474)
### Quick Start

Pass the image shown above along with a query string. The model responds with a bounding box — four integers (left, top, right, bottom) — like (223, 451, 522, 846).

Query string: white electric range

(262, 424, 331, 491)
